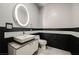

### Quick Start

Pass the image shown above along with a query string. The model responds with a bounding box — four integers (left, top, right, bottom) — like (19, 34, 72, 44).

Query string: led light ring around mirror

(14, 4, 29, 27)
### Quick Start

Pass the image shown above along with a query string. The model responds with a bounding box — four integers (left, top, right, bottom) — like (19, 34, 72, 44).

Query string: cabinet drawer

(16, 40, 38, 55)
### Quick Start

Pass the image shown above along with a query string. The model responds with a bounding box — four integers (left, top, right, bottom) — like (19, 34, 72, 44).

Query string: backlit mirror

(13, 4, 29, 27)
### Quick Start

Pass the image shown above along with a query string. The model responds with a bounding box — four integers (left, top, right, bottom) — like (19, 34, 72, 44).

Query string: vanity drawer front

(16, 40, 38, 55)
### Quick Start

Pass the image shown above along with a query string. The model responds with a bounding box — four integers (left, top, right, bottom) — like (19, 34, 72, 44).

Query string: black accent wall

(0, 27, 75, 32)
(33, 33, 71, 51)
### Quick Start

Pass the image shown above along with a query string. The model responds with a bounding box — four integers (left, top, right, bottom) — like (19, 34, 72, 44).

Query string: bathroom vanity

(8, 35, 39, 55)
(8, 39, 38, 55)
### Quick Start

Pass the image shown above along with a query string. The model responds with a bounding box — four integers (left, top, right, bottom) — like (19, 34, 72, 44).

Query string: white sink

(14, 35, 35, 43)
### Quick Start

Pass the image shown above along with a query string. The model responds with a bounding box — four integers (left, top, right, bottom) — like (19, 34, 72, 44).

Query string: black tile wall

(0, 31, 8, 55)
(33, 33, 71, 51)
(69, 36, 79, 55)
(73, 27, 79, 32)
(0, 27, 75, 32)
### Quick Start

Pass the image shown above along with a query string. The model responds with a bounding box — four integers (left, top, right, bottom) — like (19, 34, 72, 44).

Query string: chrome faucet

(30, 28, 32, 32)
(30, 23, 32, 31)
(23, 31, 25, 35)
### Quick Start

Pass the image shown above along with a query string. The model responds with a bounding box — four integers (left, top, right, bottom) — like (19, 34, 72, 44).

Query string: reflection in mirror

(18, 6, 28, 25)
(13, 4, 29, 27)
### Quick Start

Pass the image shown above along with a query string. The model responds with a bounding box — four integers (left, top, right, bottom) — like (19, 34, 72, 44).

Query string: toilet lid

(39, 40, 47, 45)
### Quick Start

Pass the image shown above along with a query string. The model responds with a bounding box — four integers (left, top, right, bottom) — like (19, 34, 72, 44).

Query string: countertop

(5, 30, 79, 38)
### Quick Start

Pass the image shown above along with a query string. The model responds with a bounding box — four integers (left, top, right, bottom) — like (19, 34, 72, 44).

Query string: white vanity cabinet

(8, 39, 38, 55)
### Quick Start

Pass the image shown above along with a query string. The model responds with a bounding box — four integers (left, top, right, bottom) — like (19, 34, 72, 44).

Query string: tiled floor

(38, 46, 71, 55)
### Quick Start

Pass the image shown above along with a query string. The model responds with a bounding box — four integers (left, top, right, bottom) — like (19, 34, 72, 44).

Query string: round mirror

(13, 4, 29, 27)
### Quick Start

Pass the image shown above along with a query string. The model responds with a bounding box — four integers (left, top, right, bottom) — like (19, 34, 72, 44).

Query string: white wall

(72, 4, 79, 27)
(41, 4, 73, 28)
(0, 3, 41, 28)
(1, 3, 79, 29)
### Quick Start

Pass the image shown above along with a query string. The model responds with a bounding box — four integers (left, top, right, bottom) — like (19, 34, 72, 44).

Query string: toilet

(34, 35, 47, 54)
(38, 39, 47, 54)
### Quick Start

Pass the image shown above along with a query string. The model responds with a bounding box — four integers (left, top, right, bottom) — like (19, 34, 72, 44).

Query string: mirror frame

(13, 4, 30, 27)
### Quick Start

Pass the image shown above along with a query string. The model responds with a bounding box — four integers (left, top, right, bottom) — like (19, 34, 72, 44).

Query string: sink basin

(14, 35, 35, 43)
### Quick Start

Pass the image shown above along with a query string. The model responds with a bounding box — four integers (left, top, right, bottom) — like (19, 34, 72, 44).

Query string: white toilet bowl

(38, 39, 47, 54)
(39, 40, 47, 48)
(34, 35, 47, 54)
